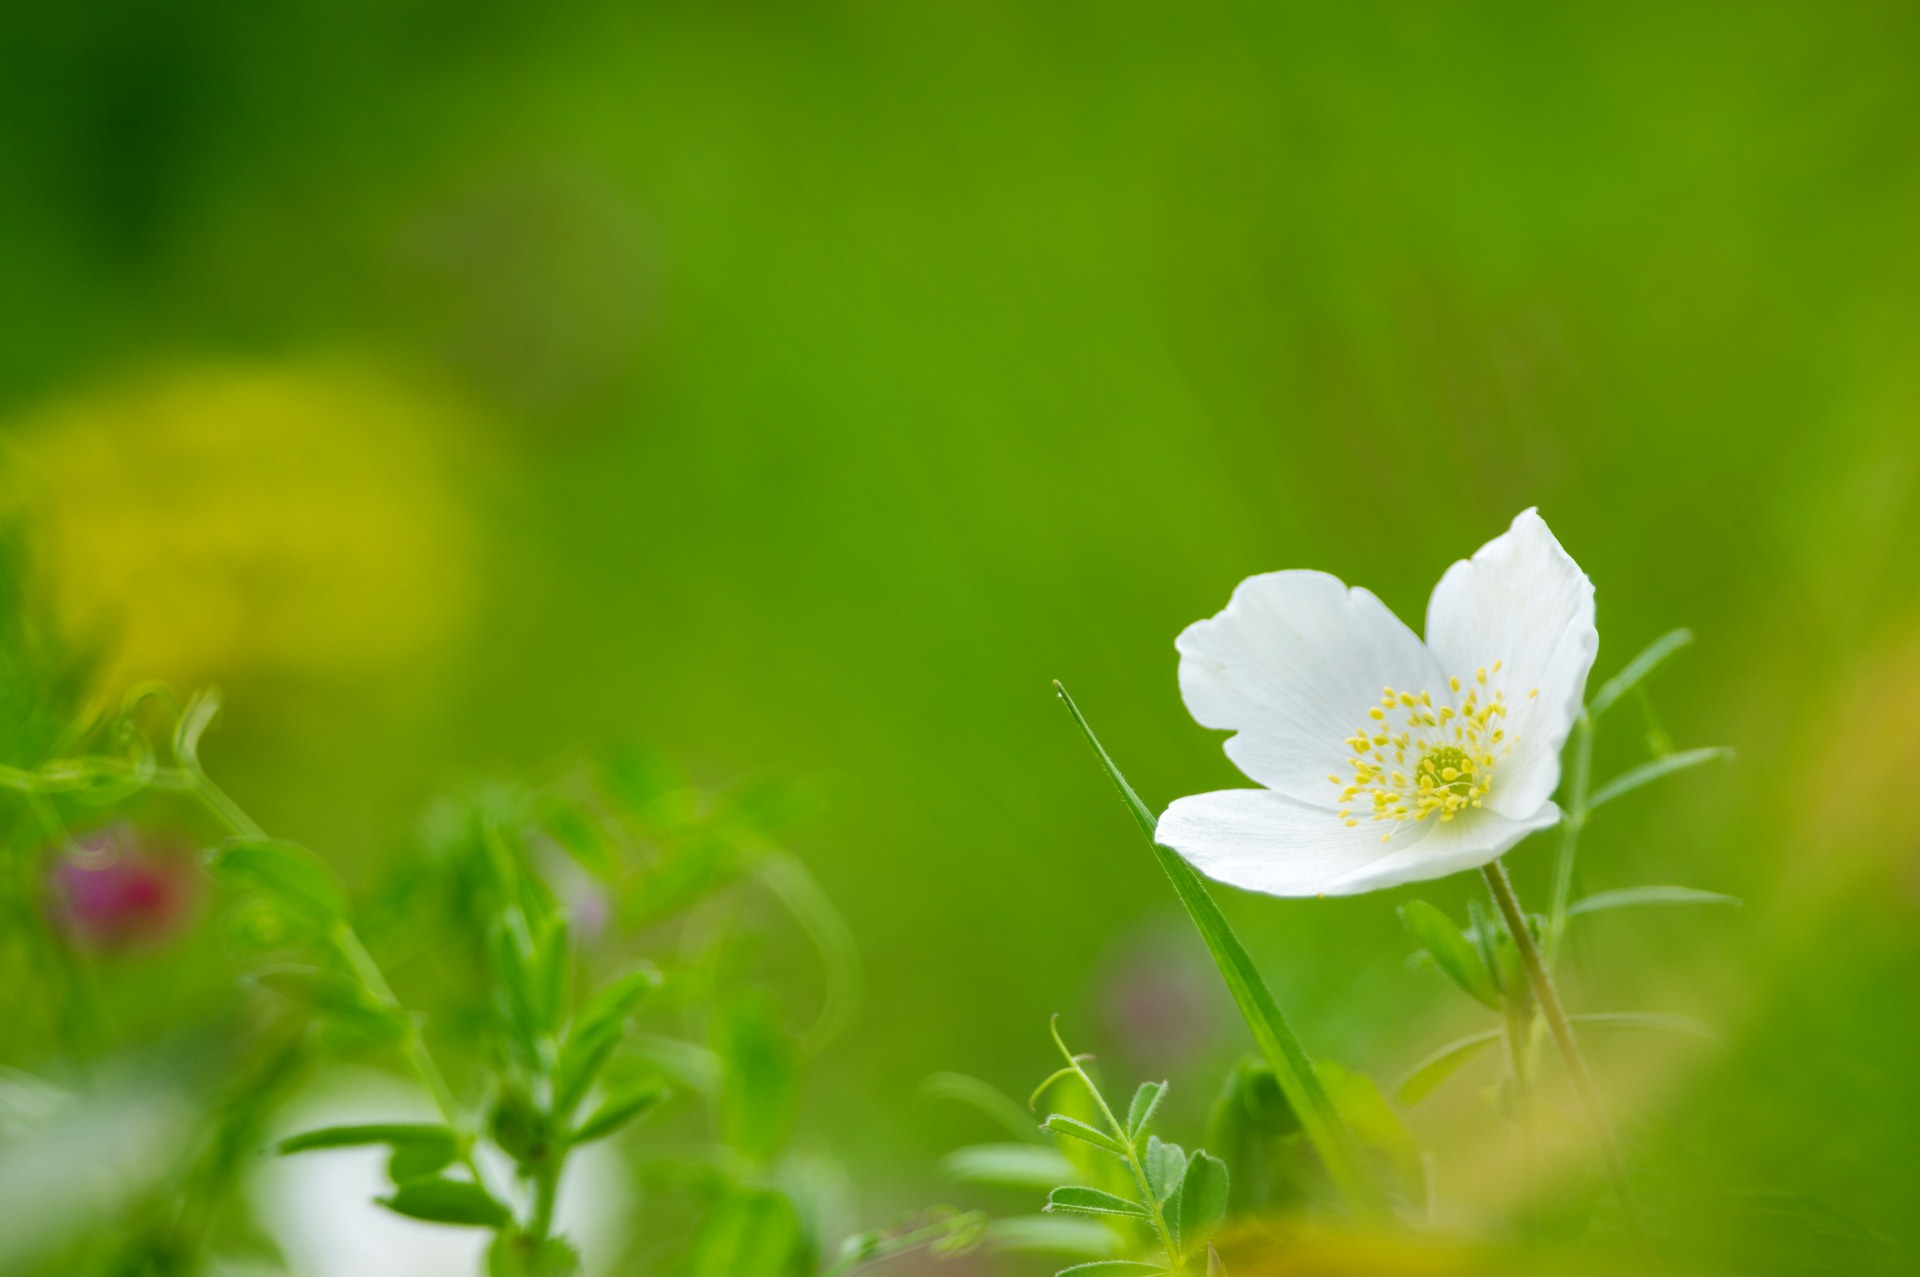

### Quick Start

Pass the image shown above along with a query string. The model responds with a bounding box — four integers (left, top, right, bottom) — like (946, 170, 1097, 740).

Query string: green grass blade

(1570, 1011, 1724, 1046)
(1568, 885, 1742, 918)
(1587, 628, 1693, 719)
(1586, 746, 1733, 811)
(1051, 681, 1385, 1216)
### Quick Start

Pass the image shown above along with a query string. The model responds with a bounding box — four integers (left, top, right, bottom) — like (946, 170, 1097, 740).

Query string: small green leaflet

(1126, 1081, 1167, 1141)
(1055, 1263, 1170, 1276)
(1043, 1114, 1129, 1157)
(276, 1129, 455, 1152)
(250, 968, 406, 1040)
(1044, 1186, 1150, 1219)
(378, 1177, 510, 1228)
(1144, 1136, 1187, 1206)
(205, 838, 349, 923)
(1399, 900, 1500, 1009)
(1172, 1151, 1229, 1255)
(572, 1079, 668, 1144)
(1394, 1031, 1502, 1106)
(277, 1123, 459, 1156)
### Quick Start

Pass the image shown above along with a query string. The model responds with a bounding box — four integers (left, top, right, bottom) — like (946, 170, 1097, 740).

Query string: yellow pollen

(1330, 663, 1520, 831)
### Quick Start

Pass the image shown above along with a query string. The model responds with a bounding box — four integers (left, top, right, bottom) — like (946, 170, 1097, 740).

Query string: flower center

(1327, 663, 1537, 841)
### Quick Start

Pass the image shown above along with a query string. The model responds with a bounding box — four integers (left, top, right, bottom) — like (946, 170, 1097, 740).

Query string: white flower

(1157, 509, 1597, 897)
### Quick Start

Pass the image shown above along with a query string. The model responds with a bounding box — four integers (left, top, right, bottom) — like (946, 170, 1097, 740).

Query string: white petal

(1177, 570, 1445, 803)
(1156, 789, 1561, 898)
(1424, 509, 1597, 819)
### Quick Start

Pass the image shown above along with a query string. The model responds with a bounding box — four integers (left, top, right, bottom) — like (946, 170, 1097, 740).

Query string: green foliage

(1399, 899, 1501, 1009)
(204, 838, 349, 926)
(379, 1178, 512, 1228)
(1052, 682, 1383, 1216)
(277, 1123, 461, 1157)
(1033, 1021, 1232, 1275)
(690, 1189, 811, 1277)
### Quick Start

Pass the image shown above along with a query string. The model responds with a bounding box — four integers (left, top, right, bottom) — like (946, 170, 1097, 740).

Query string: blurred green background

(4, 0, 1920, 1268)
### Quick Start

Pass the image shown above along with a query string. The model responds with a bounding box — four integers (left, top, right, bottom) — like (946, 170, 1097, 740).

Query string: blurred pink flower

(47, 825, 195, 948)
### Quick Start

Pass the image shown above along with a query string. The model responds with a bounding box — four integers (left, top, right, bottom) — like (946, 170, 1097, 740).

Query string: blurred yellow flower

(4, 360, 483, 688)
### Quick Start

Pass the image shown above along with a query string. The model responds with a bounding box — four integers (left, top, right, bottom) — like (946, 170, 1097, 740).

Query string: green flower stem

(1481, 857, 1642, 1250)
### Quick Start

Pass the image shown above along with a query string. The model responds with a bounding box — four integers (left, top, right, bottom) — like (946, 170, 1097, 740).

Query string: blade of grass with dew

(1051, 681, 1386, 1216)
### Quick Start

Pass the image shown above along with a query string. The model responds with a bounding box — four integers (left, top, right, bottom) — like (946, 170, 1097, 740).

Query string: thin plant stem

(1482, 857, 1643, 1251)
(529, 1155, 562, 1243)
(179, 764, 506, 1202)
(1052, 1022, 1184, 1274)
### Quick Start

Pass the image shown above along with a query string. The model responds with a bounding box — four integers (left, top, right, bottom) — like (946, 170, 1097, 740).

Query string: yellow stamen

(1328, 660, 1520, 831)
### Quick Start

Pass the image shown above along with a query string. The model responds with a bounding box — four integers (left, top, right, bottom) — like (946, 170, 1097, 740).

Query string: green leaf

(1056, 1264, 1169, 1275)
(627, 1034, 723, 1095)
(1052, 682, 1382, 1216)
(251, 968, 405, 1040)
(1568, 886, 1741, 917)
(1586, 747, 1733, 811)
(1587, 628, 1692, 719)
(573, 964, 664, 1043)
(378, 1177, 510, 1228)
(942, 1143, 1078, 1190)
(691, 1189, 810, 1277)
(555, 963, 664, 1114)
(1202, 1058, 1295, 1211)
(1398, 900, 1500, 1009)
(985, 1215, 1118, 1258)
(533, 916, 571, 1036)
(277, 1123, 458, 1156)
(571, 1080, 667, 1144)
(389, 1141, 458, 1183)
(205, 838, 348, 923)
(1044, 1185, 1150, 1219)
(1126, 1081, 1167, 1141)
(1173, 1151, 1229, 1255)
(1144, 1136, 1187, 1205)
(1208, 1247, 1228, 1276)
(1043, 1114, 1129, 1158)
(1393, 1031, 1502, 1106)
(1314, 1061, 1421, 1188)
(715, 1000, 800, 1161)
